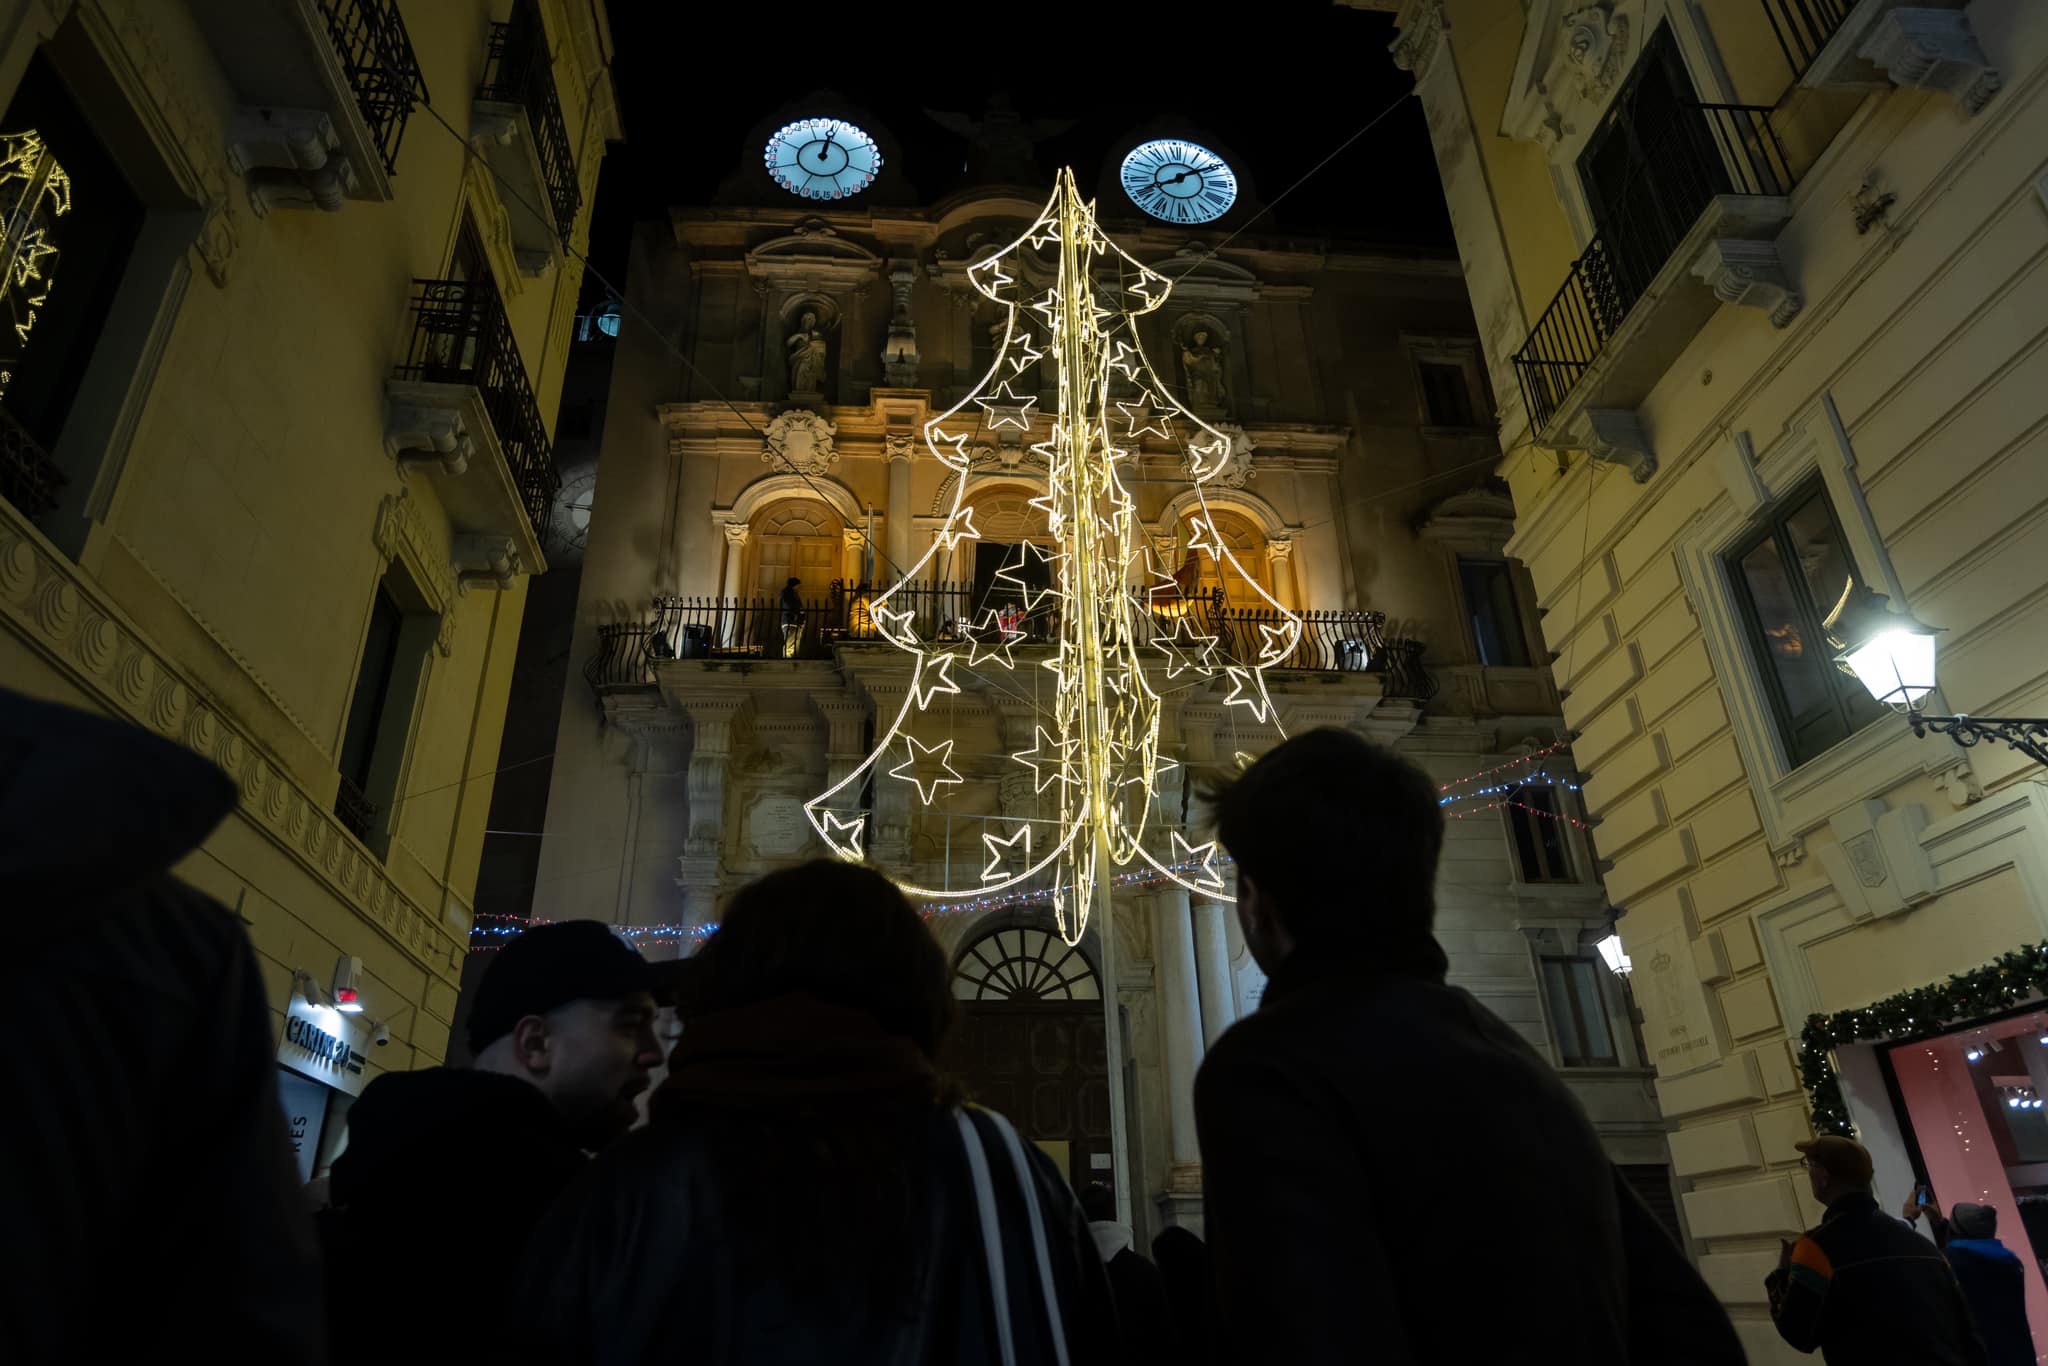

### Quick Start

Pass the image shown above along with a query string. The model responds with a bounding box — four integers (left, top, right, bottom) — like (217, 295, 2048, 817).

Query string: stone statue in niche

(786, 310, 830, 396)
(1180, 328, 1227, 410)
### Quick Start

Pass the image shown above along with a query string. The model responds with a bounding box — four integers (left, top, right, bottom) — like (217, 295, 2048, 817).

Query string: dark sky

(580, 2, 1449, 300)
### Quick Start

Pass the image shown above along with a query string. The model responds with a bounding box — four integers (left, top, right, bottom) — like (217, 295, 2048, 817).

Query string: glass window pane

(1735, 533, 1833, 723)
(1569, 960, 1617, 1063)
(1541, 959, 1586, 1063)
(1460, 559, 1532, 668)
(1782, 492, 1860, 638)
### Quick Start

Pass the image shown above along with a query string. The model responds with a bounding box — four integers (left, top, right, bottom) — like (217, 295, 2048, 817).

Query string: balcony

(585, 585, 1436, 702)
(192, 0, 427, 212)
(0, 404, 64, 522)
(333, 773, 379, 843)
(472, 0, 582, 264)
(1762, 0, 2000, 111)
(1514, 102, 1801, 481)
(386, 278, 557, 578)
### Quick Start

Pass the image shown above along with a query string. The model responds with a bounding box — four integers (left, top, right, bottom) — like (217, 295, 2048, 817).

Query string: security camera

(372, 1022, 391, 1048)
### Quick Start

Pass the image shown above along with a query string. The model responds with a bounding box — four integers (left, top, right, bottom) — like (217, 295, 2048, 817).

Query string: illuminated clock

(763, 117, 883, 201)
(1120, 139, 1238, 224)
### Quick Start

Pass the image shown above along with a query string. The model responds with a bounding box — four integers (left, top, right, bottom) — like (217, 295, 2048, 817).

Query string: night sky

(578, 2, 1448, 301)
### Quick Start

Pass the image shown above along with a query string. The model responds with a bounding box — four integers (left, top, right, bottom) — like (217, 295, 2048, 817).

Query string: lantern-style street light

(1834, 596, 2048, 766)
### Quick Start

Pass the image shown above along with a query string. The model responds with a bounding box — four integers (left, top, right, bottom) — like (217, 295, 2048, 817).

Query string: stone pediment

(1158, 244, 1260, 302)
(1502, 0, 1634, 149)
(746, 218, 884, 293)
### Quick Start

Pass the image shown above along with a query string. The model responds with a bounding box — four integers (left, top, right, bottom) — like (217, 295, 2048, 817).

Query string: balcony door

(1577, 25, 1725, 320)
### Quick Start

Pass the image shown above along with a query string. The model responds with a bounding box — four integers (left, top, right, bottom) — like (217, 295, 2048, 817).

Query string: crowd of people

(4, 686, 2037, 1362)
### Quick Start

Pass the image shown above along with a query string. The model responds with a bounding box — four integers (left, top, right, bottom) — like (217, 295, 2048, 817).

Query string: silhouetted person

(0, 689, 324, 1361)
(1080, 1182, 1170, 1364)
(516, 860, 1117, 1363)
(319, 921, 658, 1363)
(1905, 1193, 2032, 1366)
(780, 575, 804, 657)
(1152, 1226, 1218, 1366)
(1767, 1135, 1985, 1364)
(1194, 728, 1742, 1365)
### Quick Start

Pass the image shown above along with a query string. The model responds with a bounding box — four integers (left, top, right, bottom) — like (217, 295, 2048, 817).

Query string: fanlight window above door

(953, 926, 1100, 1002)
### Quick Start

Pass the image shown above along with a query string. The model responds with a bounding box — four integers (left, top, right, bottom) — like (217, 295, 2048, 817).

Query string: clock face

(1120, 139, 1238, 224)
(763, 117, 883, 200)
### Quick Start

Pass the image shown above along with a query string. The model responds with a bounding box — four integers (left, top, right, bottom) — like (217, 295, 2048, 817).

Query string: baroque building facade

(536, 103, 1673, 1242)
(0, 0, 614, 1167)
(1372, 0, 2048, 1355)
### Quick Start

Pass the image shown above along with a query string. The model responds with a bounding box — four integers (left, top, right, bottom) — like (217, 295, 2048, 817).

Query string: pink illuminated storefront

(1836, 1005, 2048, 1361)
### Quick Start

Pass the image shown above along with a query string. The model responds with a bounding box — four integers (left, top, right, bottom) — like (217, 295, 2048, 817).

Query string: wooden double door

(948, 1002, 1114, 1197)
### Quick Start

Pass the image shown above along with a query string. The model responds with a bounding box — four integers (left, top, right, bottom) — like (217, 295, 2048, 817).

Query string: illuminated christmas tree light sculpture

(805, 170, 1301, 944)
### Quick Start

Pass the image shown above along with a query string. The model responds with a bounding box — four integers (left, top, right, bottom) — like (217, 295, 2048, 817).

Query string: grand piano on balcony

(1514, 100, 1803, 482)
(384, 277, 557, 584)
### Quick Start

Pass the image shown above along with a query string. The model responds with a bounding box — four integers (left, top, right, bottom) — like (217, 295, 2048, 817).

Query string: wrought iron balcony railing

(1760, 0, 1855, 82)
(0, 403, 64, 521)
(334, 773, 379, 842)
(1514, 102, 1795, 431)
(478, 0, 580, 241)
(584, 585, 1435, 702)
(314, 0, 426, 174)
(392, 277, 558, 546)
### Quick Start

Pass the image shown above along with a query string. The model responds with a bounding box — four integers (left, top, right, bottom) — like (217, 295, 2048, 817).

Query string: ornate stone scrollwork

(1692, 240, 1803, 329)
(762, 409, 839, 477)
(1562, 4, 1629, 101)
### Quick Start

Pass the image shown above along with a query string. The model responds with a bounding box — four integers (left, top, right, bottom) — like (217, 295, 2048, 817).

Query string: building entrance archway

(948, 924, 1113, 1198)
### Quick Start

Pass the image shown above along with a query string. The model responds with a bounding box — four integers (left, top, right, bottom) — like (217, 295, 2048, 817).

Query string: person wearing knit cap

(1905, 1191, 2035, 1366)
(1767, 1134, 1987, 1365)
(317, 921, 659, 1364)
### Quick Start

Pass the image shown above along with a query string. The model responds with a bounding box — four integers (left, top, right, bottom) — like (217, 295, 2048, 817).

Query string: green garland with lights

(1801, 941, 2048, 1136)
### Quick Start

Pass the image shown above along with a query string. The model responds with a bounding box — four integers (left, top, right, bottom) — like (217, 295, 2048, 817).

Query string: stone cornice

(1, 503, 467, 983)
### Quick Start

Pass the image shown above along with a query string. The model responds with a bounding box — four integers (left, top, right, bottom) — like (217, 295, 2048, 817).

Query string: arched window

(953, 926, 1101, 1002)
(745, 497, 843, 597)
(1180, 508, 1268, 605)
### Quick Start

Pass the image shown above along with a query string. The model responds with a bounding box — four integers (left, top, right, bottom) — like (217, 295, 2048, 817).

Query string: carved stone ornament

(372, 489, 457, 654)
(1388, 0, 1449, 80)
(885, 431, 916, 463)
(1563, 5, 1630, 101)
(1184, 423, 1256, 488)
(1843, 831, 1888, 888)
(761, 409, 839, 477)
(1691, 240, 1803, 328)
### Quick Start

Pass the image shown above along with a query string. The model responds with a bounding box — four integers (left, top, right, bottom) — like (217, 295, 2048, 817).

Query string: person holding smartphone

(1904, 1186, 2034, 1366)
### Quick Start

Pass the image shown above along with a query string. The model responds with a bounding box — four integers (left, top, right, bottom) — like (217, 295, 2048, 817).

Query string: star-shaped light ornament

(1153, 615, 1219, 679)
(976, 380, 1038, 431)
(935, 505, 981, 551)
(1008, 335, 1046, 375)
(1107, 340, 1143, 381)
(817, 811, 866, 860)
(1170, 830, 1226, 892)
(1116, 393, 1175, 440)
(870, 601, 918, 647)
(926, 427, 977, 471)
(981, 824, 1032, 882)
(1028, 288, 1062, 322)
(969, 255, 1015, 295)
(994, 542, 1065, 612)
(909, 652, 962, 710)
(890, 736, 964, 804)
(1012, 725, 1079, 793)
(1221, 666, 1275, 722)
(1256, 621, 1298, 666)
(965, 610, 1018, 671)
(1185, 435, 1230, 481)
(1185, 514, 1225, 558)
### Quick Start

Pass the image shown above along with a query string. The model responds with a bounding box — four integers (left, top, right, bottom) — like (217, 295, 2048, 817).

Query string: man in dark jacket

(1904, 1195, 2033, 1366)
(319, 921, 660, 1362)
(780, 575, 805, 656)
(1080, 1182, 1171, 1364)
(1194, 728, 1743, 1365)
(0, 689, 325, 1362)
(1767, 1135, 1986, 1364)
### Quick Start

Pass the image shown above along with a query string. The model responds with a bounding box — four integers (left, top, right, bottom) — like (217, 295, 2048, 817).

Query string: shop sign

(278, 991, 369, 1096)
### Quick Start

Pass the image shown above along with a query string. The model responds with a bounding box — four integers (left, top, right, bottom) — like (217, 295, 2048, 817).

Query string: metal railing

(392, 277, 558, 547)
(334, 774, 379, 842)
(1514, 102, 1794, 431)
(0, 403, 63, 520)
(315, 0, 426, 174)
(585, 587, 1436, 700)
(478, 0, 580, 241)
(1760, 0, 1854, 82)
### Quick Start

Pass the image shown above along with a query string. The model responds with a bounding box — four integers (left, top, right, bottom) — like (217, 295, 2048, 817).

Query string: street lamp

(1595, 932, 1632, 978)
(1834, 596, 2048, 766)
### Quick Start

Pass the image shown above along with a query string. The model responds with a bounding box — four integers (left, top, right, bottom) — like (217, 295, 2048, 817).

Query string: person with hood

(780, 575, 805, 657)
(1079, 1182, 1170, 1364)
(1766, 1135, 1985, 1364)
(319, 920, 659, 1362)
(514, 859, 1118, 1363)
(1193, 728, 1744, 1365)
(1904, 1192, 2033, 1366)
(0, 689, 324, 1361)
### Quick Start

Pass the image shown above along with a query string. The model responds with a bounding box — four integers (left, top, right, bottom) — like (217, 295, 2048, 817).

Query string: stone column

(675, 694, 745, 928)
(1192, 898, 1237, 1048)
(842, 526, 867, 586)
(718, 520, 748, 601)
(1151, 886, 1206, 1224)
(886, 434, 914, 585)
(1264, 535, 1297, 610)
